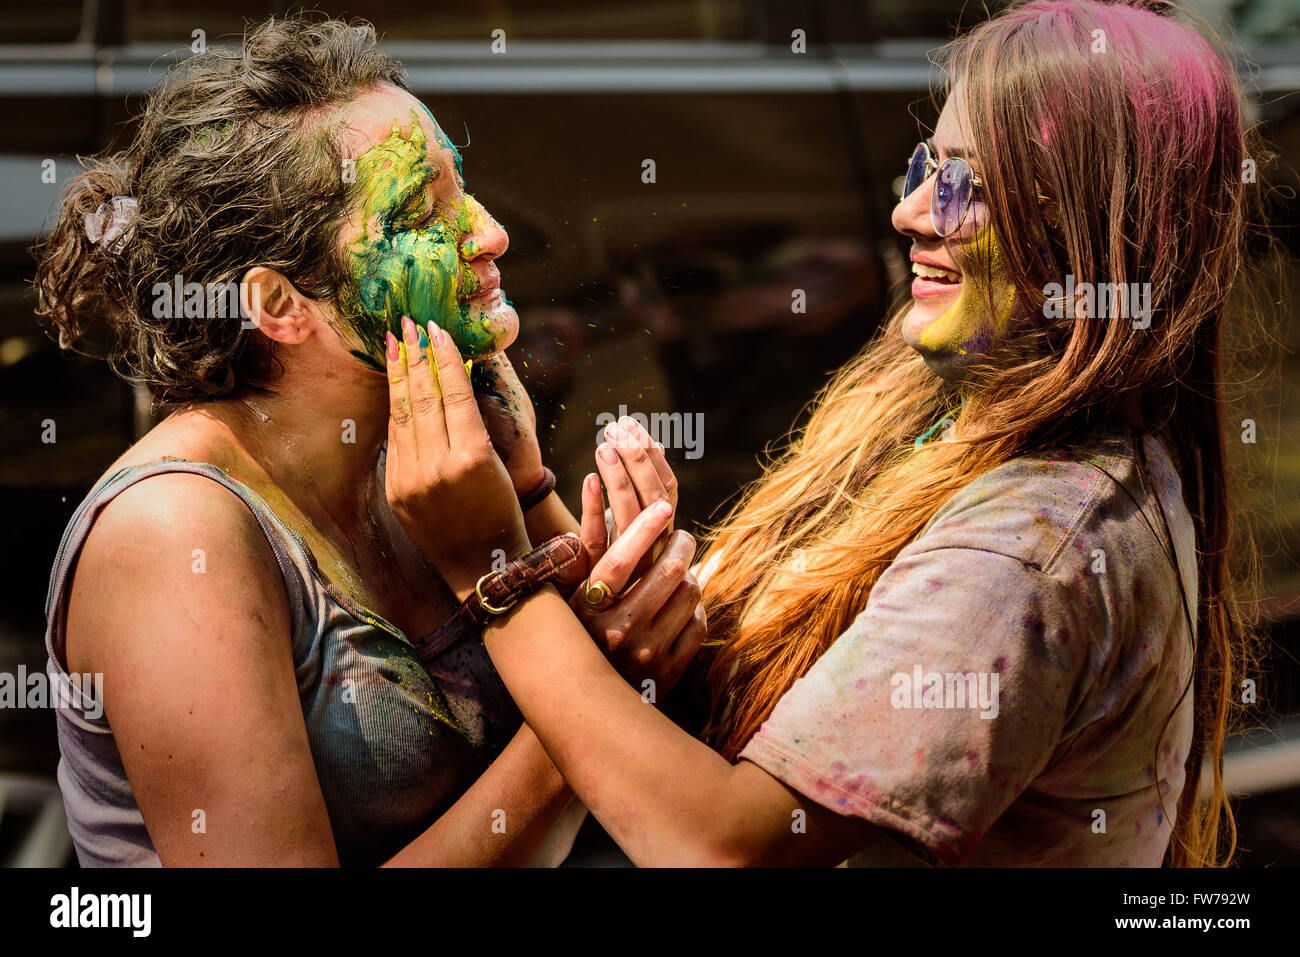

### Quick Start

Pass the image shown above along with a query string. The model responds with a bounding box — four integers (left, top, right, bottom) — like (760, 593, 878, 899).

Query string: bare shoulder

(66, 467, 291, 673)
(78, 403, 280, 601)
(88, 468, 274, 565)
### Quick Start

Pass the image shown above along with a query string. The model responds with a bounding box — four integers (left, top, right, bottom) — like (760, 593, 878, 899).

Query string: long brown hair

(698, 0, 1277, 867)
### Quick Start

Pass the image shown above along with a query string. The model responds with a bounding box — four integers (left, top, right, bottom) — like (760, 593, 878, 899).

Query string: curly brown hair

(32, 14, 407, 405)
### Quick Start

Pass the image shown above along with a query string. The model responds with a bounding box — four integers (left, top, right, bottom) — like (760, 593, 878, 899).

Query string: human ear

(239, 266, 322, 345)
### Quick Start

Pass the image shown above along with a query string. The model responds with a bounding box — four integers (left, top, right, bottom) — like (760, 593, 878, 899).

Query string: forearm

(383, 722, 573, 867)
(523, 490, 580, 543)
(482, 585, 753, 866)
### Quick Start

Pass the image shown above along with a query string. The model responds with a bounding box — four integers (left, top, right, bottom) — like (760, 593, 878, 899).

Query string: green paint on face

(915, 224, 1017, 359)
(338, 109, 498, 364)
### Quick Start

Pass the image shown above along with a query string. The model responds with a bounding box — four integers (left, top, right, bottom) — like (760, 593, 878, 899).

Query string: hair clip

(84, 196, 138, 254)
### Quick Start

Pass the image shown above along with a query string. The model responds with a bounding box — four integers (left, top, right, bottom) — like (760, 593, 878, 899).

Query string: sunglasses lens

(901, 144, 929, 199)
(932, 158, 973, 236)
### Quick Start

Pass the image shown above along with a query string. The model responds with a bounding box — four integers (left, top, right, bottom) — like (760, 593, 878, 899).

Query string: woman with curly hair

(35, 16, 702, 866)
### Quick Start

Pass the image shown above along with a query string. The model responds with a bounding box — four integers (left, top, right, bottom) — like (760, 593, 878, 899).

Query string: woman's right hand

(569, 479, 705, 698)
(595, 416, 677, 577)
(384, 317, 530, 601)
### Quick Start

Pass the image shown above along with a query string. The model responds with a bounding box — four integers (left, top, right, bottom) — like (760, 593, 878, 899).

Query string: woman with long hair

(393, 0, 1271, 866)
(34, 15, 702, 866)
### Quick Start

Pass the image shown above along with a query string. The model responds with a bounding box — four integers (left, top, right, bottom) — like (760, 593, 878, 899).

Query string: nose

(891, 172, 938, 243)
(460, 195, 509, 261)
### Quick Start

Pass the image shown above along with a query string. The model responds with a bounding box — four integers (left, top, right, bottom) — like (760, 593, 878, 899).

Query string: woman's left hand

(384, 315, 530, 600)
(471, 351, 547, 498)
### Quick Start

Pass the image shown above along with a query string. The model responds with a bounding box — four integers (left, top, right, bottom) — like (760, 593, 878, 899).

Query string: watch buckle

(475, 572, 518, 616)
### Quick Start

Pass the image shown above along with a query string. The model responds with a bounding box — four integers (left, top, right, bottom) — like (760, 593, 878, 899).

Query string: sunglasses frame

(899, 141, 986, 238)
(900, 140, 1054, 238)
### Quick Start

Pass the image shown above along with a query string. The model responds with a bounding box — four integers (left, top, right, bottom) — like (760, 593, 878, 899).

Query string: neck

(222, 355, 391, 533)
(1117, 390, 1146, 431)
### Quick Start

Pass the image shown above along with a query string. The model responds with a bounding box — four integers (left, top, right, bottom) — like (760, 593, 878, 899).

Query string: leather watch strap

(453, 532, 582, 632)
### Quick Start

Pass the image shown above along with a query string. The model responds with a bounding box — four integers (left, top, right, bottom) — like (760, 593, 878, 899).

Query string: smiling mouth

(911, 262, 962, 284)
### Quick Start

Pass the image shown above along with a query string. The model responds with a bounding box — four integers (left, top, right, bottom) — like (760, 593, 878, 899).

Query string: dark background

(0, 0, 1296, 866)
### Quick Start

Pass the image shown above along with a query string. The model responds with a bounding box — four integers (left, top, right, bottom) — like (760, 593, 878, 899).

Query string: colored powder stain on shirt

(734, 425, 1197, 866)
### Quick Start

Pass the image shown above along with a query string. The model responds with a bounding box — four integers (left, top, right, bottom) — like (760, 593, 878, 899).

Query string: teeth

(912, 262, 961, 282)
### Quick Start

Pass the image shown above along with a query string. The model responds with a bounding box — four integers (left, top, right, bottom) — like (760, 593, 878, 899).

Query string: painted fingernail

(401, 315, 417, 343)
(428, 321, 443, 346)
(598, 443, 618, 464)
(385, 331, 400, 362)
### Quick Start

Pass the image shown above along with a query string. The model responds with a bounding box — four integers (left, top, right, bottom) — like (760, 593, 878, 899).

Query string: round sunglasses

(899, 141, 985, 238)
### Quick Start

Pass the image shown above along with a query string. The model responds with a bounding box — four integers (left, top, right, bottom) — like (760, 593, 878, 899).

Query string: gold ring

(583, 579, 615, 606)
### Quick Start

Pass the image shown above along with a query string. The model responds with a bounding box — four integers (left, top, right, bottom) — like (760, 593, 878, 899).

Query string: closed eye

(409, 199, 440, 230)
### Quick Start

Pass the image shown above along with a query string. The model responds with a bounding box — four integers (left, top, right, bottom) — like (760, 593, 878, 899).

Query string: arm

(382, 722, 572, 867)
(68, 474, 337, 866)
(522, 490, 579, 543)
(382, 319, 879, 867)
(66, 474, 578, 867)
(481, 586, 880, 866)
(484, 530, 1087, 868)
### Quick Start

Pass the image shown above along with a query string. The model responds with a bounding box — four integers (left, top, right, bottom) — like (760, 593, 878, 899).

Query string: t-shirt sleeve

(738, 543, 1089, 866)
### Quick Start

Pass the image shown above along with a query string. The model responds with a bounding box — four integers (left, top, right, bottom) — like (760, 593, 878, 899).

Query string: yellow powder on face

(915, 225, 1017, 358)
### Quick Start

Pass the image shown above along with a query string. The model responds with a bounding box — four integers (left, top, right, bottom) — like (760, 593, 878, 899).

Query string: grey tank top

(44, 457, 524, 866)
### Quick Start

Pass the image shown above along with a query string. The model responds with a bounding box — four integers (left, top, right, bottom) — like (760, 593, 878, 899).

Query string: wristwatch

(453, 532, 582, 632)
